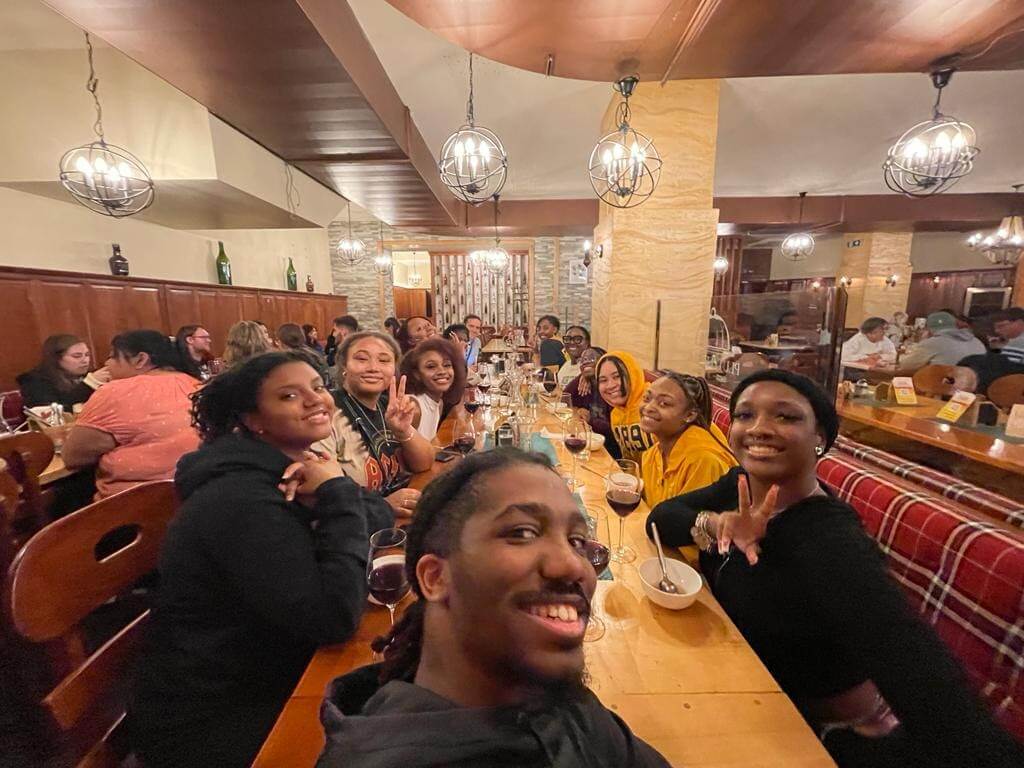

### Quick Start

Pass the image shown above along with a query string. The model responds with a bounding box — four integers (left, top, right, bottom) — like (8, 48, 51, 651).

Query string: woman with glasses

(639, 372, 737, 508)
(558, 325, 590, 386)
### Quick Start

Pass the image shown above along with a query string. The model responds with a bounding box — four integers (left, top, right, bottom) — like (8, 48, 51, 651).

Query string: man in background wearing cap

(898, 311, 986, 372)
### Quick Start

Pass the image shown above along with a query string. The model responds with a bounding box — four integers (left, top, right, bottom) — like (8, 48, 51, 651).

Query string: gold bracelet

(397, 429, 415, 443)
(690, 511, 717, 552)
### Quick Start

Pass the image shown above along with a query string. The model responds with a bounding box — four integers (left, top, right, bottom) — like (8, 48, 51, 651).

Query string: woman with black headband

(646, 370, 1022, 768)
(639, 371, 737, 508)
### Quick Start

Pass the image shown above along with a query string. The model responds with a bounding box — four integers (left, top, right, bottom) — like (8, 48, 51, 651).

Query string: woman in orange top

(63, 330, 200, 498)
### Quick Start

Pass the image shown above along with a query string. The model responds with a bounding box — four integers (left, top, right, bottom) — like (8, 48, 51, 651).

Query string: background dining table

(253, 408, 835, 767)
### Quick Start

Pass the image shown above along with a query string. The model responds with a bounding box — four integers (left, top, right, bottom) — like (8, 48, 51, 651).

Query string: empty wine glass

(605, 459, 642, 564)
(583, 511, 611, 642)
(562, 416, 589, 492)
(367, 528, 410, 626)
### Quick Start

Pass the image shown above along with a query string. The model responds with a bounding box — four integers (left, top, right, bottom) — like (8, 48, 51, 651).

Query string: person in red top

(63, 330, 200, 498)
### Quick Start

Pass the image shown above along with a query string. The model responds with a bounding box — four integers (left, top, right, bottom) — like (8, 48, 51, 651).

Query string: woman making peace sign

(646, 370, 1022, 768)
(317, 331, 434, 518)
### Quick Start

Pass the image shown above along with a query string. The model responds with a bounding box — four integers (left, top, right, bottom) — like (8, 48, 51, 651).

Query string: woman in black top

(647, 370, 1022, 768)
(16, 334, 107, 409)
(130, 352, 393, 768)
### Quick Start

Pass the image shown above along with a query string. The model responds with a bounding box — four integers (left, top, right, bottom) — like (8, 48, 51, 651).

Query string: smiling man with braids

(316, 448, 670, 768)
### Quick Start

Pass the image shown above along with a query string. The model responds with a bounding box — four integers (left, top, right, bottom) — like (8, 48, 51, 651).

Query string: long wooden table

(253, 412, 834, 767)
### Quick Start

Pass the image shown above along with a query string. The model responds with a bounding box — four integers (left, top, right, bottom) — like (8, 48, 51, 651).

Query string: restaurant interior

(1, 1, 1023, 767)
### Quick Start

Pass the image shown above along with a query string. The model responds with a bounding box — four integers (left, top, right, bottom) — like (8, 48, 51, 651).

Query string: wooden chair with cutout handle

(911, 365, 978, 399)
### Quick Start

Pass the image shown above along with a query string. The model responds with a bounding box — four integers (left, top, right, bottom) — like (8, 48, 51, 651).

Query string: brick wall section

(328, 222, 593, 333)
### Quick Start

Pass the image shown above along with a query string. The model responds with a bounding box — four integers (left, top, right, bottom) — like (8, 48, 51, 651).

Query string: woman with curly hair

(398, 336, 467, 440)
(130, 351, 392, 768)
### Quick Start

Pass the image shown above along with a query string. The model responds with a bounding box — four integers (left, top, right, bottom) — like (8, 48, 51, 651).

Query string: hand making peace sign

(717, 474, 780, 566)
(384, 374, 416, 438)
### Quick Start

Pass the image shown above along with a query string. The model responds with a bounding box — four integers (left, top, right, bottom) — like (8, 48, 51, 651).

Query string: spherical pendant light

(438, 53, 508, 205)
(780, 192, 815, 261)
(337, 201, 366, 266)
(588, 77, 661, 209)
(58, 33, 154, 218)
(482, 194, 509, 275)
(373, 221, 392, 275)
(966, 184, 1024, 266)
(883, 69, 979, 197)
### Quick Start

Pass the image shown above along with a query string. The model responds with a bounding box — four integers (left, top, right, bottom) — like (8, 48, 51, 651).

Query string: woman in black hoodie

(130, 351, 393, 768)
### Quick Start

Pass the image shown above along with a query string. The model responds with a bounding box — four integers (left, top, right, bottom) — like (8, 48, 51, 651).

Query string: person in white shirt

(993, 307, 1024, 366)
(841, 317, 897, 368)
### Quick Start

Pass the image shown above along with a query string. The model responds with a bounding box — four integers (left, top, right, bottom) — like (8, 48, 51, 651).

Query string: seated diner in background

(534, 314, 565, 367)
(325, 314, 359, 367)
(61, 330, 200, 499)
(463, 313, 483, 366)
(278, 322, 330, 382)
(565, 345, 621, 460)
(558, 325, 590, 386)
(596, 350, 656, 464)
(993, 307, 1024, 365)
(317, 331, 433, 518)
(646, 370, 1023, 768)
(174, 324, 214, 380)
(396, 315, 436, 352)
(303, 323, 325, 353)
(17, 333, 109, 410)
(841, 317, 897, 369)
(639, 372, 737, 508)
(898, 311, 986, 371)
(399, 337, 467, 441)
(129, 352, 393, 768)
(316, 448, 670, 768)
(223, 320, 273, 370)
(441, 323, 470, 361)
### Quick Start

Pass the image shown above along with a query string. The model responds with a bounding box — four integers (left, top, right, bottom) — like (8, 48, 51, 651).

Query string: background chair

(986, 373, 1024, 411)
(0, 431, 56, 544)
(912, 364, 978, 399)
(3, 480, 177, 768)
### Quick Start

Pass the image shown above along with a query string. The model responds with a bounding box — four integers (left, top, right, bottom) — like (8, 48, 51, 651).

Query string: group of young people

(13, 311, 1022, 768)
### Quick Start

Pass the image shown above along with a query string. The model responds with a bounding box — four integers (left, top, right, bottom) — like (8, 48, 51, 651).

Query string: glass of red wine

(477, 372, 493, 409)
(605, 459, 642, 564)
(583, 510, 610, 642)
(452, 417, 477, 457)
(539, 367, 558, 398)
(367, 528, 410, 626)
(562, 416, 589, 492)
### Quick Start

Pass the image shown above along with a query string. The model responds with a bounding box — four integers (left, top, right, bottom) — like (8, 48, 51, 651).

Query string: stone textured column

(1013, 261, 1024, 308)
(836, 232, 913, 327)
(590, 80, 720, 374)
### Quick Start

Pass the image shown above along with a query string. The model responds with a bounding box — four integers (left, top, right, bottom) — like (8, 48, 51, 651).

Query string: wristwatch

(690, 511, 717, 553)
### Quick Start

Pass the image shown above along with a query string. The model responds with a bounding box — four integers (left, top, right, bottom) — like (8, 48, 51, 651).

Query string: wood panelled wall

(0, 267, 347, 391)
(906, 267, 1015, 320)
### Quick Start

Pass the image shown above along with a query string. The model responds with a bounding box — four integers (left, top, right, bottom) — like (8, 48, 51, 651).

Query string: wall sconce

(583, 239, 603, 267)
(932, 274, 942, 285)
(885, 274, 899, 287)
(810, 279, 822, 291)
(838, 275, 852, 288)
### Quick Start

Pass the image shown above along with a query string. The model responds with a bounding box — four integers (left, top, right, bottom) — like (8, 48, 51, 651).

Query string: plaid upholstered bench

(707, 396, 1024, 740)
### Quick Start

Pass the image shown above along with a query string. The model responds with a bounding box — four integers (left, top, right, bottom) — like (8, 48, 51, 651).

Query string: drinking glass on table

(562, 416, 589, 492)
(463, 388, 482, 425)
(553, 392, 574, 426)
(367, 528, 410, 626)
(605, 459, 642, 564)
(452, 416, 477, 457)
(477, 372, 493, 408)
(537, 367, 558, 400)
(583, 510, 611, 642)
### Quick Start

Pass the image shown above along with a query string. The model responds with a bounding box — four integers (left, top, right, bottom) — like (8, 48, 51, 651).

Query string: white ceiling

(0, 0, 106, 51)
(350, 0, 1024, 199)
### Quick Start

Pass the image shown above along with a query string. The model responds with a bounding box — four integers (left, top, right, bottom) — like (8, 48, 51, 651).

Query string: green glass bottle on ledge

(286, 257, 298, 291)
(215, 241, 232, 285)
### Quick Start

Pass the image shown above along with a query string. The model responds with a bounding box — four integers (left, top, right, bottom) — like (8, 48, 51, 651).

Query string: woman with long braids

(639, 371, 737, 508)
(646, 370, 1022, 768)
(130, 352, 392, 768)
(316, 448, 670, 768)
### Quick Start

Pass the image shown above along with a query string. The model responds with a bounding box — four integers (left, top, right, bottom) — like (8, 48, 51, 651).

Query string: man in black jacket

(317, 449, 670, 768)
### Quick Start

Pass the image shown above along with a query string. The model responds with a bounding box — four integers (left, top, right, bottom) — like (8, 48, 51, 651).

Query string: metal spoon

(650, 523, 680, 594)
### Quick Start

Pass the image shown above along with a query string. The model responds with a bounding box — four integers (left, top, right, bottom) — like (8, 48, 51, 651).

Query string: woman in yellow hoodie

(638, 372, 738, 508)
(596, 350, 657, 463)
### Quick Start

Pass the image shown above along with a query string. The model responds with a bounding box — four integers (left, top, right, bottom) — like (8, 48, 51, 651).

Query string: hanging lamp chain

(83, 32, 105, 142)
(798, 191, 806, 225)
(493, 194, 500, 246)
(465, 53, 475, 126)
(347, 201, 353, 239)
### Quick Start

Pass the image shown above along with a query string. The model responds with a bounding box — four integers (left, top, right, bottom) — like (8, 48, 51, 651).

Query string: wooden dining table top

(837, 394, 1024, 476)
(253, 410, 835, 767)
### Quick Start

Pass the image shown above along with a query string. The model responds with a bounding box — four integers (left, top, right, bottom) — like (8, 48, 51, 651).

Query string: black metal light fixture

(883, 68, 979, 197)
(781, 192, 815, 261)
(438, 52, 508, 205)
(588, 76, 662, 209)
(373, 220, 392, 275)
(337, 201, 366, 266)
(58, 32, 154, 218)
(484, 194, 509, 274)
(966, 184, 1024, 266)
(583, 239, 603, 267)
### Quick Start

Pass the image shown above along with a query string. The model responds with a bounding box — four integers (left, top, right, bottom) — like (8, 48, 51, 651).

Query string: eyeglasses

(192, 334, 212, 341)
(564, 335, 586, 344)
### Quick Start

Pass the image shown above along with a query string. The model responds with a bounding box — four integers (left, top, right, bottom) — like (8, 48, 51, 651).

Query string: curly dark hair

(399, 337, 468, 410)
(371, 448, 553, 683)
(190, 351, 315, 444)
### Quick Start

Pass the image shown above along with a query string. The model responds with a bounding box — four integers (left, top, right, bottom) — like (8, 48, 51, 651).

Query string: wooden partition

(0, 267, 347, 391)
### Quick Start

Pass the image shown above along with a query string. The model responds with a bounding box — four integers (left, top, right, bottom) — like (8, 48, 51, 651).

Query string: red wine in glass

(453, 435, 475, 455)
(585, 540, 611, 573)
(368, 561, 410, 606)
(464, 401, 481, 414)
(605, 489, 641, 518)
(543, 379, 557, 394)
(564, 437, 587, 454)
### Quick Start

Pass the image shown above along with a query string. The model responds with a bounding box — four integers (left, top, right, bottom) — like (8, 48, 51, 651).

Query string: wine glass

(583, 511, 611, 642)
(463, 389, 482, 426)
(452, 417, 477, 457)
(477, 371, 493, 408)
(367, 528, 410, 626)
(605, 460, 642, 564)
(539, 367, 558, 399)
(562, 416, 589, 492)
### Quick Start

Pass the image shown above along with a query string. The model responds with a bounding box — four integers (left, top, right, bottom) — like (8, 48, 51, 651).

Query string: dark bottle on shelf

(215, 241, 232, 286)
(108, 243, 129, 276)
(286, 257, 298, 291)
(305, 274, 315, 292)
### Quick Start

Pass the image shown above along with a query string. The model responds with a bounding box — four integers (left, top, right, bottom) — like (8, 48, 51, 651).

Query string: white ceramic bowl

(586, 432, 605, 451)
(637, 557, 702, 610)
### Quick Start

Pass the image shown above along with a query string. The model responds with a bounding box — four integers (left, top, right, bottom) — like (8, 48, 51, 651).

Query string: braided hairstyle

(190, 351, 313, 444)
(654, 370, 735, 460)
(371, 448, 553, 684)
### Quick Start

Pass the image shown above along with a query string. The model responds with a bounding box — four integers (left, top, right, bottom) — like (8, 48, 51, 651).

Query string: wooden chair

(986, 373, 1024, 411)
(1, 389, 25, 430)
(912, 365, 978, 399)
(0, 471, 20, 578)
(3, 480, 177, 768)
(0, 431, 56, 541)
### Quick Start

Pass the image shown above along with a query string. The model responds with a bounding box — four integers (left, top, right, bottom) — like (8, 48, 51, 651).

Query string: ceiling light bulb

(74, 156, 92, 175)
